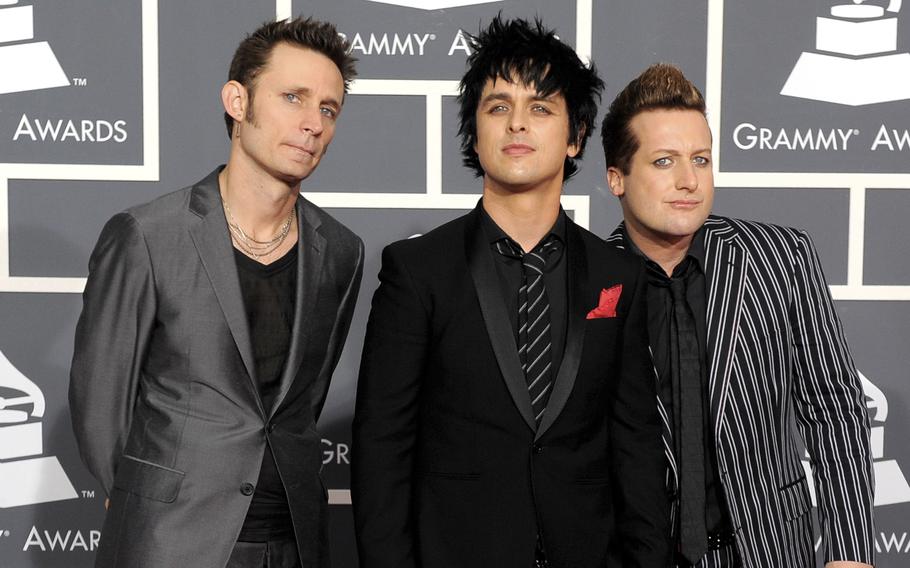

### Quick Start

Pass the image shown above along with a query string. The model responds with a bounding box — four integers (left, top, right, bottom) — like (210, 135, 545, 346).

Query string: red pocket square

(586, 284, 623, 319)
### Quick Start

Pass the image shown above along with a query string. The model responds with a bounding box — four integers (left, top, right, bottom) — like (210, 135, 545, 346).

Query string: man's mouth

(287, 143, 317, 158)
(668, 199, 701, 209)
(502, 143, 534, 156)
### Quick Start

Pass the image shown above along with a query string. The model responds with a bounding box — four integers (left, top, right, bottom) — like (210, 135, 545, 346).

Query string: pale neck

(482, 188, 562, 253)
(624, 223, 693, 278)
(218, 165, 298, 238)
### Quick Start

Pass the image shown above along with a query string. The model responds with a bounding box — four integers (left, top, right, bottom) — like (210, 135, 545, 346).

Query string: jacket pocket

(113, 454, 185, 503)
(778, 476, 810, 522)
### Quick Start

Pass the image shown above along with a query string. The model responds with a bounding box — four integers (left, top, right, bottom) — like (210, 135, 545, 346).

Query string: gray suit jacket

(608, 216, 874, 567)
(69, 167, 364, 568)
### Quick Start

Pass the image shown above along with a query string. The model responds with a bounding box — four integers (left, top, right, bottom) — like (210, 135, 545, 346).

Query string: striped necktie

(496, 235, 560, 427)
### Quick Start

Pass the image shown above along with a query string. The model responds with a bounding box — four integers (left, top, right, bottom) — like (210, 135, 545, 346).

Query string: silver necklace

(222, 198, 295, 260)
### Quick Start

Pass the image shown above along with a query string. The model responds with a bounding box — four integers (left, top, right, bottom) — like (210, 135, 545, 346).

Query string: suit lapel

(269, 198, 326, 417)
(608, 222, 677, 495)
(535, 220, 587, 440)
(465, 209, 537, 432)
(187, 168, 265, 418)
(703, 217, 746, 436)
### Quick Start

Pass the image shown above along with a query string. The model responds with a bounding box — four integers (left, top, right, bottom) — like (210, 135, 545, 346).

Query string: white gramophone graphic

(781, 0, 910, 105)
(365, 0, 503, 9)
(0, 0, 69, 94)
(0, 349, 78, 508)
(801, 370, 910, 507)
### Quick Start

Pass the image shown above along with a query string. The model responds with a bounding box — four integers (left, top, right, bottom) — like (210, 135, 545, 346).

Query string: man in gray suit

(601, 64, 874, 568)
(69, 17, 363, 568)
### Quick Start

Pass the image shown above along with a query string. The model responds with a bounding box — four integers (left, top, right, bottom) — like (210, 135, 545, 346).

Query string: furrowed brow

(480, 92, 513, 106)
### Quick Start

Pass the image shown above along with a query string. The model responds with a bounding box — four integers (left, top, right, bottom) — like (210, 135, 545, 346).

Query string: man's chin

(277, 162, 319, 185)
(665, 221, 707, 240)
(670, 211, 710, 232)
(484, 172, 564, 194)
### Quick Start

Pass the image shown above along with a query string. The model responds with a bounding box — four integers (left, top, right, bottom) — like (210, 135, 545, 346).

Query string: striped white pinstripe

(685, 544, 739, 567)
(607, 216, 875, 567)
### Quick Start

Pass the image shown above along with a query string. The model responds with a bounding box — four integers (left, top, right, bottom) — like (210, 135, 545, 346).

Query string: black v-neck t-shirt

(234, 243, 298, 542)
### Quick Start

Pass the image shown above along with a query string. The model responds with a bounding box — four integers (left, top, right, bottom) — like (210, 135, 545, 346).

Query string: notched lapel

(704, 219, 746, 436)
(465, 210, 537, 432)
(269, 198, 327, 417)
(535, 222, 587, 440)
(187, 172, 265, 418)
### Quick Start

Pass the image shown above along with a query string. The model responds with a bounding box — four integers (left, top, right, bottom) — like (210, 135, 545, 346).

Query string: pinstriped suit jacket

(607, 215, 874, 567)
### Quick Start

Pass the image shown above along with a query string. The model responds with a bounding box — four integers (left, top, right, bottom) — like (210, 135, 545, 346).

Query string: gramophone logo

(364, 0, 503, 9)
(781, 0, 910, 105)
(860, 371, 910, 506)
(0, 349, 78, 508)
(0, 1, 69, 95)
(802, 370, 910, 507)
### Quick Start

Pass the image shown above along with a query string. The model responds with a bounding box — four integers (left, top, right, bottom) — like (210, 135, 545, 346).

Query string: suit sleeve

(789, 230, 875, 564)
(352, 243, 428, 568)
(69, 212, 157, 496)
(611, 261, 672, 567)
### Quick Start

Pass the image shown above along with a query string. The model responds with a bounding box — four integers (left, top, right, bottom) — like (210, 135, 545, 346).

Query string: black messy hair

(457, 15, 604, 181)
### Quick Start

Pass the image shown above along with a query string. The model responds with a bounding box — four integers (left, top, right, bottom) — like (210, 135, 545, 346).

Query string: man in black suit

(352, 17, 670, 568)
(602, 64, 874, 568)
(69, 18, 363, 568)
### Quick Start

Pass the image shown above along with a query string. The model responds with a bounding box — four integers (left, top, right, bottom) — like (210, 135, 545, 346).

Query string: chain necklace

(222, 198, 295, 260)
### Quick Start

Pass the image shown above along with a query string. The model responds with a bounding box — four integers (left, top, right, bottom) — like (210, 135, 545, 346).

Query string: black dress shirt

(625, 229, 732, 536)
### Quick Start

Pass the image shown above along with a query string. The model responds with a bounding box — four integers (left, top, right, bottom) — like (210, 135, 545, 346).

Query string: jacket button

(533, 444, 543, 454)
(240, 483, 255, 496)
(267, 423, 276, 433)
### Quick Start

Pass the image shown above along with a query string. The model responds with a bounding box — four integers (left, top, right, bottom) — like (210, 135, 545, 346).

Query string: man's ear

(567, 125, 585, 158)
(607, 166, 625, 197)
(221, 80, 247, 123)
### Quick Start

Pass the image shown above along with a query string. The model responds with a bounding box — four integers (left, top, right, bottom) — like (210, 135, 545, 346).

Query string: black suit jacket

(69, 167, 364, 568)
(352, 204, 670, 568)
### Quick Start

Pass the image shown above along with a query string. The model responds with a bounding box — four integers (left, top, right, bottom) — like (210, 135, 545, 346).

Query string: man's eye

(284, 93, 300, 103)
(531, 104, 552, 114)
(654, 157, 672, 167)
(489, 104, 508, 113)
(693, 156, 710, 166)
(321, 107, 337, 119)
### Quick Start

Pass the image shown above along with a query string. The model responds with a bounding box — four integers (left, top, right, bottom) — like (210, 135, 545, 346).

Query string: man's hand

(826, 562, 873, 568)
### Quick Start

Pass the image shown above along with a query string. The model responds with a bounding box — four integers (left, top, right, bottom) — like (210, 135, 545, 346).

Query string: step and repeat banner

(1, 0, 908, 566)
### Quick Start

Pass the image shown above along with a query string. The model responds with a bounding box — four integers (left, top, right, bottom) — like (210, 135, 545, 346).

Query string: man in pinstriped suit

(601, 63, 874, 568)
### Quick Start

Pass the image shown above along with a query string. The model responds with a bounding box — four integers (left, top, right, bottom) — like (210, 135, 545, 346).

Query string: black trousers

(227, 538, 301, 568)
(675, 544, 740, 568)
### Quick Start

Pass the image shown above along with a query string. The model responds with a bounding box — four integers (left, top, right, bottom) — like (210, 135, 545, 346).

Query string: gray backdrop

(1, 0, 908, 566)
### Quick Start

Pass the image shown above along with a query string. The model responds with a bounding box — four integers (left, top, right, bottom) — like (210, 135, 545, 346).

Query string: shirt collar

(623, 224, 707, 277)
(481, 202, 567, 250)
